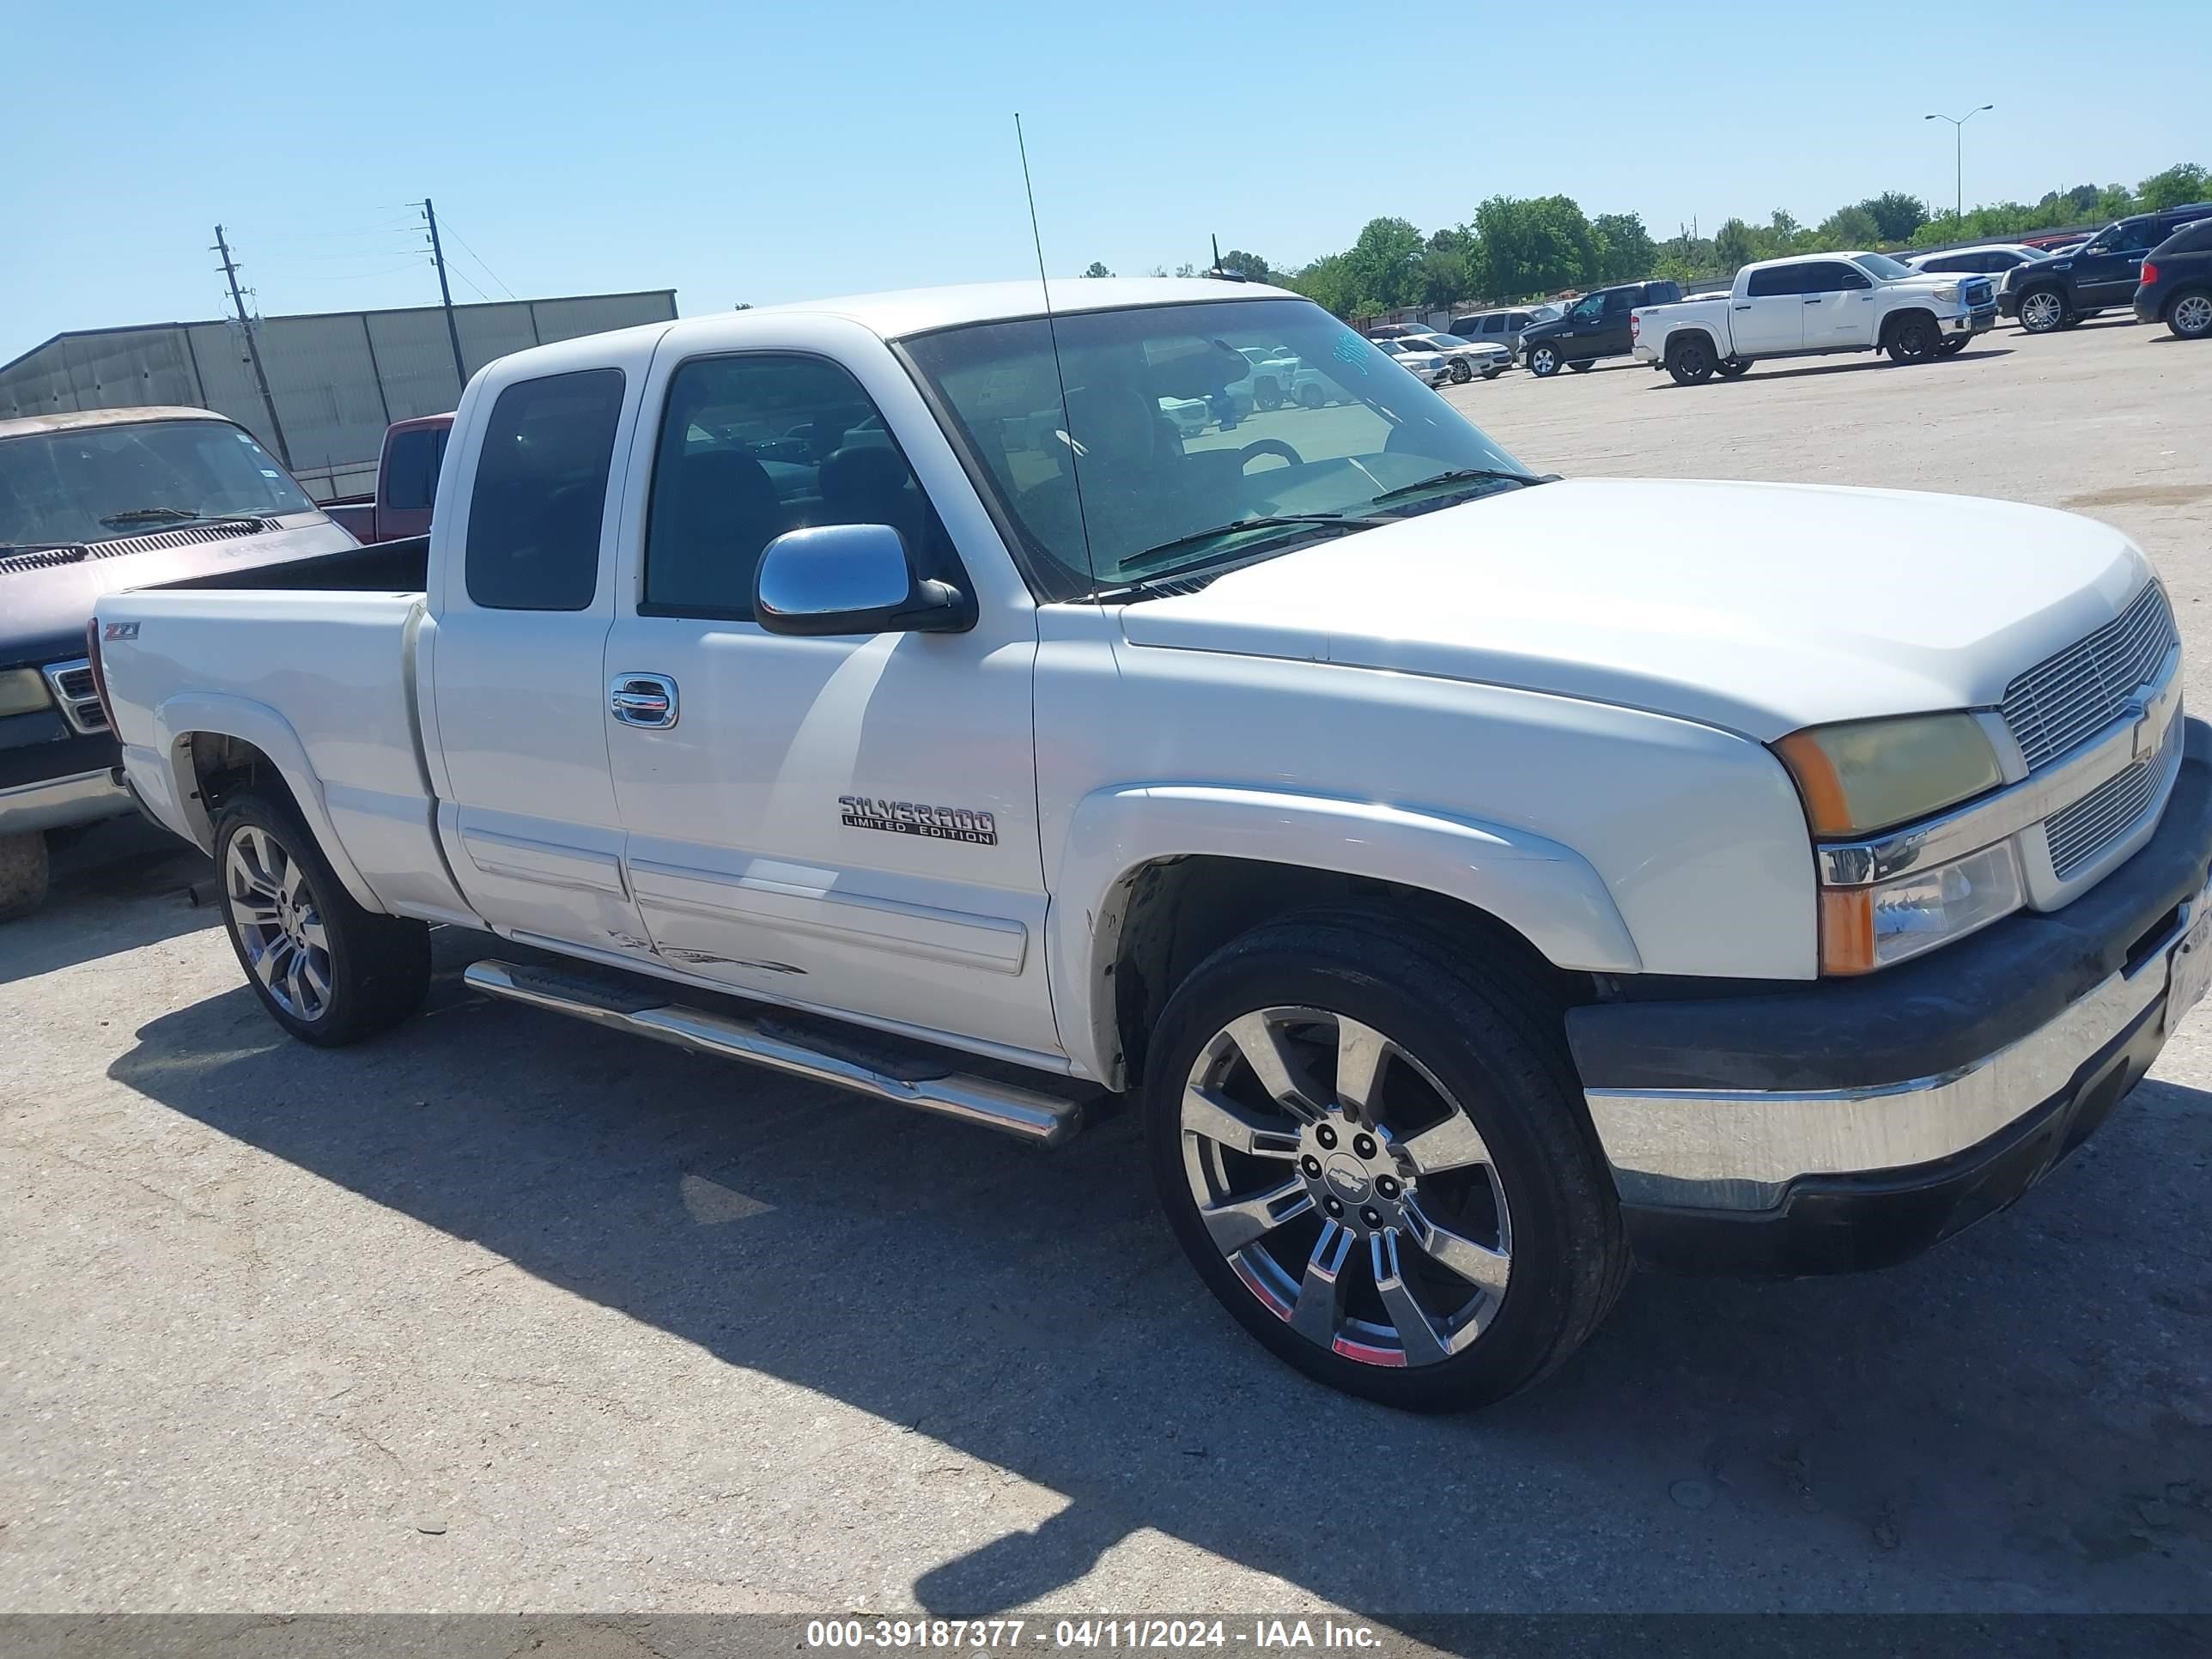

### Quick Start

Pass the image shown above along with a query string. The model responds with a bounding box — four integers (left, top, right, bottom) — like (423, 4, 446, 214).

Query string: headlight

(1773, 713, 2003, 836)
(0, 668, 53, 718)
(1820, 841, 2025, 975)
(1929, 283, 1960, 302)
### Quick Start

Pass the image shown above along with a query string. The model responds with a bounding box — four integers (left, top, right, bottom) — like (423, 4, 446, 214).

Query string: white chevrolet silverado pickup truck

(1632, 252, 1999, 384)
(90, 278, 2212, 1411)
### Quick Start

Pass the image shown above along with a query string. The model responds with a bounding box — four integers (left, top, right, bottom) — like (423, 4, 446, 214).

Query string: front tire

(1885, 312, 1940, 362)
(1936, 334, 1972, 356)
(0, 830, 50, 922)
(1527, 344, 1561, 378)
(214, 791, 431, 1047)
(2167, 289, 2212, 339)
(1714, 357, 1752, 379)
(1297, 382, 1325, 410)
(2017, 288, 2066, 333)
(1481, 366, 1503, 380)
(1567, 359, 1593, 374)
(1143, 907, 1629, 1412)
(1449, 359, 1473, 384)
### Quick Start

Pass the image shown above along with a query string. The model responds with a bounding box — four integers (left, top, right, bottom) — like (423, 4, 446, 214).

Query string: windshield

(1857, 252, 1913, 281)
(903, 297, 1531, 592)
(0, 419, 314, 547)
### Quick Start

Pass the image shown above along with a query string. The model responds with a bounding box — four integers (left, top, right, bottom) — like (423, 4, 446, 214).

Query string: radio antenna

(1014, 112, 1095, 580)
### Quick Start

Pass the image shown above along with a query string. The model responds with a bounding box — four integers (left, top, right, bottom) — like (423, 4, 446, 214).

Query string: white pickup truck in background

(1632, 252, 1999, 384)
(89, 278, 2212, 1411)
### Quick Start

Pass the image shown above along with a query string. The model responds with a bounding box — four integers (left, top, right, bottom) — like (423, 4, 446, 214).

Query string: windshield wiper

(1370, 467, 1553, 507)
(1121, 514, 1356, 574)
(99, 506, 205, 526)
(0, 541, 90, 562)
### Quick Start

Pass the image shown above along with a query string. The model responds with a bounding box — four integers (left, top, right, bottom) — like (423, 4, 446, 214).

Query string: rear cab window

(463, 369, 625, 611)
(384, 426, 449, 514)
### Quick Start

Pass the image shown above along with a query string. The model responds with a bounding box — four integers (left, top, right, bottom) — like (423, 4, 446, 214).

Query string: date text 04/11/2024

(801, 1620, 1383, 1650)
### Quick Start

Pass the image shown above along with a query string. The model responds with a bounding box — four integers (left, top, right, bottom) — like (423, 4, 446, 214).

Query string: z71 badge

(839, 796, 998, 846)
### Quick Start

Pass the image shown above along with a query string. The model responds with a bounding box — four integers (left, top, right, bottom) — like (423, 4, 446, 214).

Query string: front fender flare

(1049, 783, 1642, 1085)
(149, 690, 382, 913)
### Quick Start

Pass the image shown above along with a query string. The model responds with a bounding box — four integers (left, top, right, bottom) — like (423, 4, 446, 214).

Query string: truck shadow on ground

(107, 933, 2212, 1615)
(1644, 347, 2017, 389)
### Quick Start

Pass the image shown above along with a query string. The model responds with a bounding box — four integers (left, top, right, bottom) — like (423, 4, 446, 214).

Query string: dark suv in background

(2135, 217, 2212, 340)
(1518, 280, 1684, 377)
(2004, 203, 2212, 333)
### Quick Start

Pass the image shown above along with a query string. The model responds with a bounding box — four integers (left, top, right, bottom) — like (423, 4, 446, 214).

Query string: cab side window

(642, 354, 957, 621)
(465, 369, 624, 611)
(1746, 265, 1802, 297)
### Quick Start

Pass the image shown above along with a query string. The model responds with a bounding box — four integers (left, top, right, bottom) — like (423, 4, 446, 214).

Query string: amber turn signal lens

(1776, 730, 1856, 837)
(1820, 889, 1877, 976)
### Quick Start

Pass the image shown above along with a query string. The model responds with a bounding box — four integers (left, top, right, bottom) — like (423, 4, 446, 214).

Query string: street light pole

(1923, 105, 1995, 226)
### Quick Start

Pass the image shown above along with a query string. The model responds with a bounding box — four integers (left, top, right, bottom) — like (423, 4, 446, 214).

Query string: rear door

(599, 329, 1059, 1059)
(1729, 265, 1807, 354)
(1796, 260, 1877, 348)
(427, 361, 654, 951)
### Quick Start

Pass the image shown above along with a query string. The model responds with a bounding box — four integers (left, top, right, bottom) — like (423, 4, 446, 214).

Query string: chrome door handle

(610, 672, 679, 729)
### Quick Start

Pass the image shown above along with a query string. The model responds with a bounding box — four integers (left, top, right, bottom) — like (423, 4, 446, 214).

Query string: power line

(441, 219, 518, 300)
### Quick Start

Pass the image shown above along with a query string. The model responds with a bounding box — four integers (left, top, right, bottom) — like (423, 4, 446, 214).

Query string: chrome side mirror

(753, 523, 970, 637)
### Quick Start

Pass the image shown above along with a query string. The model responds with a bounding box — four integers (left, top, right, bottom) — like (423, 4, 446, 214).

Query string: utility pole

(1923, 105, 1994, 226)
(211, 224, 292, 466)
(418, 197, 468, 396)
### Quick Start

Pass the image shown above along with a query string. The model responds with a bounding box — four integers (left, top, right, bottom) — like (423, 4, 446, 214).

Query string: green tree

(1416, 246, 1470, 309)
(1472, 194, 1597, 298)
(1218, 249, 1273, 282)
(1081, 261, 1113, 278)
(1285, 252, 1361, 318)
(1342, 216, 1425, 310)
(1712, 217, 1757, 272)
(2138, 163, 2211, 212)
(1590, 212, 1656, 283)
(1856, 191, 1928, 242)
(1816, 205, 1881, 248)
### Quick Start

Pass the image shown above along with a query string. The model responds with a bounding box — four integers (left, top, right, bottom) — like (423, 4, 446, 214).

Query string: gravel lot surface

(3, 318, 2208, 1620)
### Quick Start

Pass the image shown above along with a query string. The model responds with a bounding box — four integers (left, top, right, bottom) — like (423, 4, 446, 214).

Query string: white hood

(1116, 477, 2153, 740)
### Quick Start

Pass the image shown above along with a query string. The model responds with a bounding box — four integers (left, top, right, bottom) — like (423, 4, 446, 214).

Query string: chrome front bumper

(0, 768, 135, 836)
(1585, 886, 2204, 1212)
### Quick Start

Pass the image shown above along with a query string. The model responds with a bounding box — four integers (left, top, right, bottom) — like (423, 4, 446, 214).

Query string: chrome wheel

(1179, 1006, 1512, 1368)
(2020, 289, 2064, 333)
(1529, 346, 1557, 376)
(2173, 294, 2212, 338)
(225, 824, 331, 1021)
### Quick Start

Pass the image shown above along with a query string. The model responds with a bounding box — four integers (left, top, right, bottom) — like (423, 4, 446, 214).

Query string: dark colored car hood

(1, 514, 356, 668)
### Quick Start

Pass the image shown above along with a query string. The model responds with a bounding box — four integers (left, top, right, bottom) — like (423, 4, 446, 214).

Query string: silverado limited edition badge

(838, 796, 998, 846)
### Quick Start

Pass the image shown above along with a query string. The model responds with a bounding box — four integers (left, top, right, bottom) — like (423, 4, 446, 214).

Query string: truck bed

(152, 534, 428, 595)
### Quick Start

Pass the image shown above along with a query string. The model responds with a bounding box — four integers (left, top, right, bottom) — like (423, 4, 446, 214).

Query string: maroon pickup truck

(322, 412, 452, 544)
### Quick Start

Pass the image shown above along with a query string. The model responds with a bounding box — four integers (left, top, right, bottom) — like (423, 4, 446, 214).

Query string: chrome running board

(462, 959, 1084, 1147)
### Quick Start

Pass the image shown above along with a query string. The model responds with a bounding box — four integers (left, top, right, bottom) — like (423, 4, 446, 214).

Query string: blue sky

(9, 0, 2206, 362)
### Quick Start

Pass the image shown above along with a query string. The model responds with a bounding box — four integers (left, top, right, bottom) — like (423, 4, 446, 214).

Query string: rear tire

(2167, 289, 2212, 339)
(0, 830, 50, 922)
(2017, 287, 2067, 334)
(1143, 906, 1630, 1413)
(1665, 335, 1716, 385)
(1885, 312, 1940, 363)
(1567, 359, 1593, 373)
(213, 791, 430, 1047)
(1297, 382, 1325, 410)
(1255, 379, 1283, 411)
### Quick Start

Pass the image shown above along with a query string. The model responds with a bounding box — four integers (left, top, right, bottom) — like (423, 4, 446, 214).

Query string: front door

(2072, 220, 2159, 307)
(600, 345, 1058, 1059)
(1796, 260, 1877, 348)
(428, 365, 653, 951)
(1729, 265, 1807, 354)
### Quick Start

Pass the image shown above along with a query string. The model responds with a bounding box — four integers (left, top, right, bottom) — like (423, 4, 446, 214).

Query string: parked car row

(2002, 201, 2212, 337)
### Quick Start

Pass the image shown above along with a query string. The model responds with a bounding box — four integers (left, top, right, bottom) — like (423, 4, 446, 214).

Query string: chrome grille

(1965, 278, 1995, 307)
(2000, 585, 2177, 772)
(41, 659, 108, 735)
(2045, 722, 2179, 878)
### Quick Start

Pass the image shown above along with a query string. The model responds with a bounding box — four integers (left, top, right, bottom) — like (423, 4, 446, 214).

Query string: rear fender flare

(149, 691, 382, 912)
(1049, 783, 1643, 1085)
